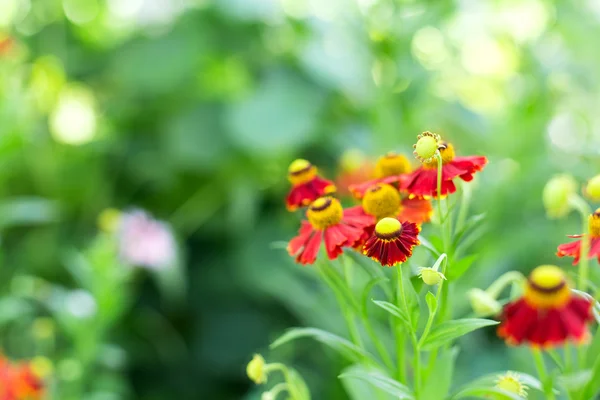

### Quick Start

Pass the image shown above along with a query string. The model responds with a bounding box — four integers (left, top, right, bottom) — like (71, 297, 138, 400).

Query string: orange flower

(403, 142, 487, 198)
(363, 217, 420, 267)
(0, 355, 45, 400)
(498, 265, 594, 348)
(286, 159, 336, 211)
(287, 197, 372, 265)
(348, 152, 412, 199)
(557, 209, 600, 265)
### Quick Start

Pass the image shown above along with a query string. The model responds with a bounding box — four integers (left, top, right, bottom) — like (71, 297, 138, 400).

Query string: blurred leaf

(425, 291, 437, 316)
(420, 318, 498, 351)
(225, 71, 325, 154)
(452, 213, 486, 248)
(0, 197, 59, 229)
(287, 367, 312, 400)
(450, 386, 524, 400)
(0, 297, 33, 325)
(421, 347, 458, 400)
(339, 366, 414, 399)
(372, 300, 413, 333)
(361, 277, 389, 316)
(558, 370, 591, 392)
(270, 327, 375, 364)
(447, 254, 479, 281)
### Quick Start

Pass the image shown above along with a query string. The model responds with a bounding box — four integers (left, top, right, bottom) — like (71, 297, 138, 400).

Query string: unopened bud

(543, 174, 576, 219)
(247, 354, 267, 384)
(413, 132, 441, 163)
(584, 175, 600, 202)
(467, 288, 502, 317)
(418, 267, 446, 286)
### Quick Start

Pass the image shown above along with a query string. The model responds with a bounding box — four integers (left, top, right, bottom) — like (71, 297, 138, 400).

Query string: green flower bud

(413, 131, 441, 163)
(247, 354, 267, 384)
(543, 174, 576, 219)
(467, 288, 502, 317)
(584, 175, 600, 202)
(418, 267, 446, 286)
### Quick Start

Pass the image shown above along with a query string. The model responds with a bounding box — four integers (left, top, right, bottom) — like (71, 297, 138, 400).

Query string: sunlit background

(1, 0, 600, 398)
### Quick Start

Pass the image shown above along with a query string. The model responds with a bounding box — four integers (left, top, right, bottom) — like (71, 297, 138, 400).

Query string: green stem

(317, 264, 363, 348)
(397, 266, 420, 396)
(485, 271, 526, 298)
(532, 349, 556, 400)
(569, 195, 592, 291)
(265, 383, 289, 400)
(395, 325, 406, 383)
(435, 150, 444, 227)
(362, 315, 395, 372)
(418, 256, 447, 349)
(455, 181, 472, 234)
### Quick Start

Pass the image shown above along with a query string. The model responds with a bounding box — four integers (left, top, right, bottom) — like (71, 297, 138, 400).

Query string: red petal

(286, 177, 336, 211)
(557, 239, 582, 265)
(297, 230, 322, 265)
(398, 197, 433, 224)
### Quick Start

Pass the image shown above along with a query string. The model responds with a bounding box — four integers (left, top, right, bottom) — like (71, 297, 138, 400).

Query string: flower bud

(418, 267, 446, 286)
(413, 132, 441, 163)
(584, 175, 600, 202)
(467, 288, 502, 317)
(543, 174, 576, 219)
(495, 371, 528, 398)
(247, 354, 267, 384)
(97, 208, 122, 233)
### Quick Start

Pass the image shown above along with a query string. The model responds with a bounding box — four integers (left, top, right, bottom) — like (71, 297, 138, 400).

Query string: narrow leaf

(447, 254, 478, 280)
(339, 368, 414, 399)
(361, 277, 389, 316)
(425, 291, 437, 315)
(421, 347, 458, 400)
(270, 328, 373, 363)
(372, 300, 411, 331)
(420, 318, 498, 351)
(418, 235, 441, 257)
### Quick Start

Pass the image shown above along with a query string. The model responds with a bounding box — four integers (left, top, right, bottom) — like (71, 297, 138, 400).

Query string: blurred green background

(1, 0, 600, 398)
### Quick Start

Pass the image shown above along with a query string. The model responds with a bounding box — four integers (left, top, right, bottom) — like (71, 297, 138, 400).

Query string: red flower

(403, 142, 487, 198)
(557, 209, 600, 265)
(287, 197, 372, 265)
(286, 159, 336, 211)
(363, 217, 420, 267)
(0, 355, 45, 400)
(498, 265, 594, 348)
(349, 152, 412, 199)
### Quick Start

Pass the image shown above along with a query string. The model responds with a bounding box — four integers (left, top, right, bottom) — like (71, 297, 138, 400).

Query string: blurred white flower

(118, 210, 176, 269)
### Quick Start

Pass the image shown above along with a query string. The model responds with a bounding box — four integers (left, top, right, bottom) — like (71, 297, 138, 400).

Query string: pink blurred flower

(118, 210, 176, 269)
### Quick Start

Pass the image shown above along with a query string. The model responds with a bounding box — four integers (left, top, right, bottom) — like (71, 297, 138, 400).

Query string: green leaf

(583, 347, 600, 399)
(402, 271, 421, 330)
(587, 326, 600, 368)
(287, 367, 312, 400)
(558, 370, 591, 392)
(425, 291, 437, 315)
(451, 386, 524, 400)
(447, 254, 478, 280)
(270, 328, 374, 363)
(452, 213, 486, 248)
(418, 235, 441, 257)
(372, 300, 409, 328)
(420, 347, 458, 400)
(420, 318, 498, 351)
(361, 277, 389, 316)
(339, 367, 414, 399)
(0, 197, 59, 229)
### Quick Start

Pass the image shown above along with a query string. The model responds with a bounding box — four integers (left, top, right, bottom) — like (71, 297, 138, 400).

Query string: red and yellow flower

(346, 183, 432, 230)
(0, 355, 45, 400)
(404, 141, 487, 199)
(348, 152, 412, 199)
(363, 217, 420, 267)
(557, 209, 600, 265)
(286, 159, 336, 211)
(498, 265, 594, 348)
(287, 197, 372, 265)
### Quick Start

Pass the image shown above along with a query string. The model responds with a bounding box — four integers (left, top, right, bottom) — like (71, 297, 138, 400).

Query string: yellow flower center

(306, 197, 343, 230)
(413, 131, 441, 162)
(524, 265, 570, 309)
(362, 183, 401, 220)
(288, 159, 317, 185)
(423, 142, 456, 169)
(375, 152, 412, 178)
(589, 209, 600, 237)
(374, 217, 402, 240)
(495, 372, 527, 397)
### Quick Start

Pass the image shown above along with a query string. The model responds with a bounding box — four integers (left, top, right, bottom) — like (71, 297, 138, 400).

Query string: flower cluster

(285, 133, 487, 268)
(0, 355, 45, 400)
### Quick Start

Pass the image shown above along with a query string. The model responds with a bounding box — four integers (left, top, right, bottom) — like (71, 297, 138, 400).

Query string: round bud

(467, 288, 502, 317)
(542, 174, 576, 219)
(247, 354, 267, 384)
(418, 267, 446, 286)
(585, 175, 600, 202)
(413, 132, 441, 162)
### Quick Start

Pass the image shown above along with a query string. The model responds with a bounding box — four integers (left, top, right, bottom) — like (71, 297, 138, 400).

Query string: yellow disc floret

(524, 265, 570, 309)
(374, 217, 402, 240)
(423, 142, 456, 169)
(306, 197, 343, 230)
(288, 159, 317, 186)
(495, 372, 528, 398)
(362, 184, 401, 220)
(413, 131, 441, 162)
(589, 209, 600, 237)
(375, 152, 412, 178)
